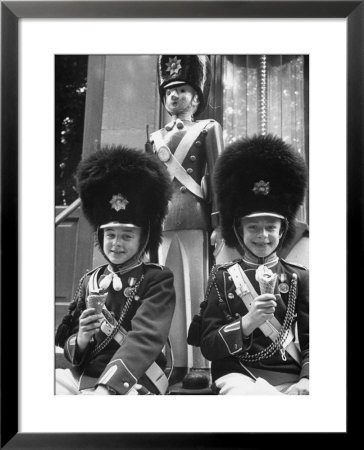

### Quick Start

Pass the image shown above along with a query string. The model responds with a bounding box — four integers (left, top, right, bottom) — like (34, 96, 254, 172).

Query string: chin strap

(96, 223, 151, 274)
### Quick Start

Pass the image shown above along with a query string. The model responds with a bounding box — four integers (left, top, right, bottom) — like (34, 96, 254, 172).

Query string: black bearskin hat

(214, 134, 308, 248)
(157, 55, 211, 117)
(76, 145, 172, 255)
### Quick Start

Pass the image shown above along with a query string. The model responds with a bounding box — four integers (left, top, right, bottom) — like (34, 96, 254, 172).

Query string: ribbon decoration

(99, 272, 123, 291)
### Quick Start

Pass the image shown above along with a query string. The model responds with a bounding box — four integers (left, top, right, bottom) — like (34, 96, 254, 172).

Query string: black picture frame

(1, 1, 359, 448)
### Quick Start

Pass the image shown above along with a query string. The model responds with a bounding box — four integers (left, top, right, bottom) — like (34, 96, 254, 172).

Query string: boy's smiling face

(238, 216, 283, 258)
(103, 226, 142, 265)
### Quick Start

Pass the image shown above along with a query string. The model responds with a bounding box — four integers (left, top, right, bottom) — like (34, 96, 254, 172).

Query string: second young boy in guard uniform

(199, 135, 309, 395)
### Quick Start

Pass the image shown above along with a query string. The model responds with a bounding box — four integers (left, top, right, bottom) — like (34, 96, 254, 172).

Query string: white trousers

(55, 368, 92, 395)
(55, 368, 140, 395)
(215, 373, 293, 395)
(159, 230, 209, 369)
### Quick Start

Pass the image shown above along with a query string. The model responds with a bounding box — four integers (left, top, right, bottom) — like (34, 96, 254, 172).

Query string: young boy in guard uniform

(55, 145, 175, 395)
(199, 135, 309, 394)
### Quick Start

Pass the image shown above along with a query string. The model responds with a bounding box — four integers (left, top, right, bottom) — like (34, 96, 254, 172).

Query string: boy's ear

(192, 94, 200, 107)
(279, 219, 287, 238)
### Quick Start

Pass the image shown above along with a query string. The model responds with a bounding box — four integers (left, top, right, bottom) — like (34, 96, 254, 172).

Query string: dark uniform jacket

(152, 119, 223, 231)
(200, 258, 309, 386)
(60, 262, 175, 394)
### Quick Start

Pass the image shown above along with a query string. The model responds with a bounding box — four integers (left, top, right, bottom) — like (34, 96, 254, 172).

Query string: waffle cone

(258, 278, 277, 294)
(255, 265, 277, 295)
(86, 292, 108, 313)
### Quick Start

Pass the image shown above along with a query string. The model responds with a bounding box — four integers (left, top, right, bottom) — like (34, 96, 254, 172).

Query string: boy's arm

(96, 267, 176, 395)
(296, 269, 309, 379)
(200, 269, 252, 361)
(204, 120, 224, 229)
(63, 332, 92, 367)
(62, 279, 94, 367)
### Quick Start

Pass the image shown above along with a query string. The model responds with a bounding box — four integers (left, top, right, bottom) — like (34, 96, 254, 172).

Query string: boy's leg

(55, 368, 81, 395)
(275, 382, 296, 393)
(215, 373, 284, 395)
(159, 230, 209, 376)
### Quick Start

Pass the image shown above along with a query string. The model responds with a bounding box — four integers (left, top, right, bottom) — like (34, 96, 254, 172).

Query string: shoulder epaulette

(197, 118, 215, 124)
(205, 119, 217, 128)
(195, 119, 217, 131)
(216, 259, 242, 270)
(280, 258, 308, 271)
(144, 262, 164, 270)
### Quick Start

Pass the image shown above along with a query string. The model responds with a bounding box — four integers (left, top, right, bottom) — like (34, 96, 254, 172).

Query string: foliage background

(55, 55, 88, 206)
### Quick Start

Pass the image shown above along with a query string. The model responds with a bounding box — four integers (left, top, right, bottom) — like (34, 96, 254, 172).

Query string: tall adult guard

(149, 55, 224, 387)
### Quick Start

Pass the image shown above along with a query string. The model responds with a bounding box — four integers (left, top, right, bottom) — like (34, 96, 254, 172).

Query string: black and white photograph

(1, 0, 356, 445)
(54, 54, 310, 397)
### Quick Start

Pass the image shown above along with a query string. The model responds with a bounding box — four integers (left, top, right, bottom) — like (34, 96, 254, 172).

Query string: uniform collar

(107, 259, 143, 276)
(241, 252, 279, 269)
(164, 117, 194, 131)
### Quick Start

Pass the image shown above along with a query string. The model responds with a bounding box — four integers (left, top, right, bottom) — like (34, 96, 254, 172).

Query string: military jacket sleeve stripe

(64, 333, 90, 367)
(98, 359, 138, 395)
(200, 270, 251, 360)
(218, 319, 244, 354)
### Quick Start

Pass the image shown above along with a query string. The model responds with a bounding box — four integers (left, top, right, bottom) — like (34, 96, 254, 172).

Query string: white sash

(226, 263, 301, 365)
(151, 120, 212, 199)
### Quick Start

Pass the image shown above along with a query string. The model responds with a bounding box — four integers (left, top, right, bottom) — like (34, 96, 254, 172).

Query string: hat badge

(166, 57, 182, 76)
(252, 180, 270, 196)
(109, 193, 129, 211)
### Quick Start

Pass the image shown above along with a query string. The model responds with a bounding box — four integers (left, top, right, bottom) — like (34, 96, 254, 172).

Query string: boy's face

(103, 226, 142, 265)
(164, 84, 199, 116)
(238, 216, 283, 258)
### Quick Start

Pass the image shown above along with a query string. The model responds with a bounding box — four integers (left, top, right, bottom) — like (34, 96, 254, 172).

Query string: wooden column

(72, 55, 106, 290)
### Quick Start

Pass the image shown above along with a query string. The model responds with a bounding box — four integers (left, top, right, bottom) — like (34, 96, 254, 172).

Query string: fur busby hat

(214, 134, 308, 248)
(76, 145, 172, 256)
(157, 55, 211, 117)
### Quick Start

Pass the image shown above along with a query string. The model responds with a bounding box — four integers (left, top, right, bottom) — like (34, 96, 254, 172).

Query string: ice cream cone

(255, 265, 277, 295)
(86, 292, 108, 314)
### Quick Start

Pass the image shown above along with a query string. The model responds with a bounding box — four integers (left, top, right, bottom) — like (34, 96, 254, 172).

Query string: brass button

(202, 129, 208, 135)
(228, 293, 234, 299)
(187, 168, 193, 174)
(180, 186, 187, 193)
(195, 141, 201, 147)
(190, 155, 196, 162)
(123, 382, 130, 388)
